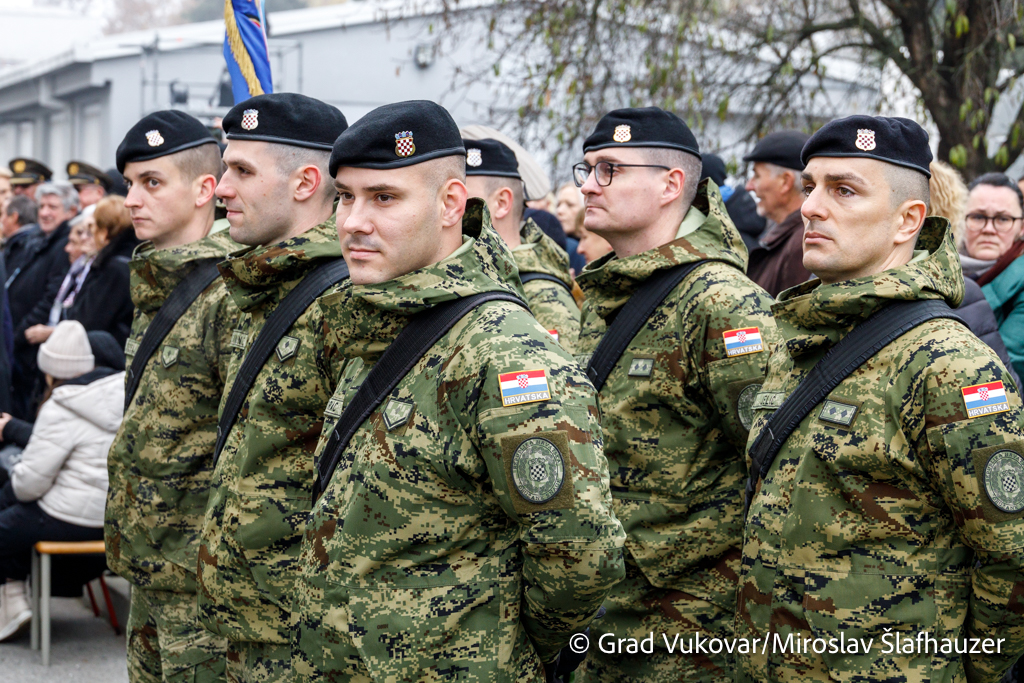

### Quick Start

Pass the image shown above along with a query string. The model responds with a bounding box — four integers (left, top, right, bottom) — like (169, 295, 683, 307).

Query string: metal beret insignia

(145, 130, 165, 147)
(395, 131, 415, 158)
(613, 124, 632, 143)
(855, 129, 876, 151)
(241, 109, 259, 131)
(466, 148, 482, 167)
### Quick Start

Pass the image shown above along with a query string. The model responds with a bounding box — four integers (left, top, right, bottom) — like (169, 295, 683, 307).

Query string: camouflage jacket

(297, 199, 625, 681)
(514, 217, 580, 351)
(737, 218, 1024, 683)
(197, 217, 348, 644)
(574, 181, 777, 634)
(105, 231, 238, 593)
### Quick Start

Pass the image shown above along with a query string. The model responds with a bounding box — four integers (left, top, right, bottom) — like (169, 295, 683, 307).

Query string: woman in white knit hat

(0, 320, 124, 641)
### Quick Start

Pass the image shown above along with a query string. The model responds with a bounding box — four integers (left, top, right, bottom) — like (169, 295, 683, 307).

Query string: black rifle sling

(213, 258, 350, 465)
(585, 261, 704, 392)
(124, 258, 222, 411)
(744, 299, 966, 512)
(312, 291, 530, 502)
(520, 271, 572, 294)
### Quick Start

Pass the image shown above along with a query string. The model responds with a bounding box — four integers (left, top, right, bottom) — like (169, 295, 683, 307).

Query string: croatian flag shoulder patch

(499, 369, 551, 407)
(723, 327, 763, 357)
(962, 380, 1010, 419)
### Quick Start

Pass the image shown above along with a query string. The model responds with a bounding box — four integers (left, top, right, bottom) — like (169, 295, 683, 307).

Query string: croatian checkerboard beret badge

(613, 125, 632, 143)
(467, 148, 482, 167)
(395, 131, 415, 158)
(241, 109, 259, 131)
(855, 129, 876, 151)
(146, 130, 165, 147)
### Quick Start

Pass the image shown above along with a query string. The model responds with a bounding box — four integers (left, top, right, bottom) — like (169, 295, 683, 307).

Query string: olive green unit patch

(818, 399, 859, 427)
(737, 383, 760, 430)
(324, 397, 343, 419)
(276, 336, 300, 362)
(628, 358, 654, 377)
(382, 399, 414, 431)
(161, 345, 179, 368)
(501, 431, 575, 515)
(984, 450, 1024, 513)
(229, 328, 247, 350)
(124, 339, 140, 358)
(752, 391, 785, 411)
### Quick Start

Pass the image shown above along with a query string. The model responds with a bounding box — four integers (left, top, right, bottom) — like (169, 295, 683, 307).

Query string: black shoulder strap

(520, 271, 572, 293)
(744, 299, 966, 512)
(585, 261, 704, 392)
(124, 258, 221, 411)
(213, 258, 350, 464)
(312, 291, 529, 502)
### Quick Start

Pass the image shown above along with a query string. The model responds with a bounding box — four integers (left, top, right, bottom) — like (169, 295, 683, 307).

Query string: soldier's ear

(661, 167, 686, 207)
(439, 178, 468, 229)
(194, 174, 218, 209)
(893, 199, 927, 246)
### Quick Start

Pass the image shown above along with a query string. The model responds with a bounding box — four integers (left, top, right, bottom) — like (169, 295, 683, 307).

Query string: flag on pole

(223, 0, 273, 104)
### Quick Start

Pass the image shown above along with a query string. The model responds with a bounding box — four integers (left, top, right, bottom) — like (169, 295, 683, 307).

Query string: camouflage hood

(130, 230, 239, 314)
(219, 215, 343, 312)
(772, 216, 965, 359)
(321, 198, 523, 361)
(575, 179, 748, 320)
(514, 217, 572, 288)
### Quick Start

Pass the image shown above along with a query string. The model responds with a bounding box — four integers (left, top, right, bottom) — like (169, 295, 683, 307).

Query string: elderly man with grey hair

(744, 130, 812, 296)
(6, 181, 79, 418)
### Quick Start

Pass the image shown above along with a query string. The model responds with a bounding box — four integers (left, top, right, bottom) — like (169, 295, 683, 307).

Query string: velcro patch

(230, 328, 247, 350)
(961, 381, 1010, 419)
(498, 369, 550, 407)
(382, 398, 414, 431)
(753, 391, 785, 411)
(124, 339, 139, 358)
(818, 399, 859, 427)
(548, 329, 559, 343)
(501, 431, 575, 515)
(628, 358, 654, 377)
(276, 336, 300, 362)
(161, 345, 178, 368)
(723, 327, 763, 357)
(971, 442, 1024, 521)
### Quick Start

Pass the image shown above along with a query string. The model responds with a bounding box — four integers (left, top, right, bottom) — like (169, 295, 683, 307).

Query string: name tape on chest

(723, 327, 763, 357)
(961, 381, 1010, 419)
(124, 338, 140, 358)
(498, 369, 550, 407)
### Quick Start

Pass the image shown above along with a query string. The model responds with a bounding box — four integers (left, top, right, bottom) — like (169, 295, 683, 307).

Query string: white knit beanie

(37, 320, 94, 379)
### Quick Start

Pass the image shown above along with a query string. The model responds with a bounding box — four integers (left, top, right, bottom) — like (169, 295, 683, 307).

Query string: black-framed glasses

(572, 161, 671, 187)
(965, 213, 1024, 233)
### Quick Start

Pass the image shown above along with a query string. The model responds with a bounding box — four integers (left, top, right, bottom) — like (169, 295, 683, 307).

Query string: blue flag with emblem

(223, 0, 273, 104)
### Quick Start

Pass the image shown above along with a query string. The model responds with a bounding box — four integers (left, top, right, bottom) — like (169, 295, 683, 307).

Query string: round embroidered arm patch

(511, 437, 565, 504)
(984, 450, 1024, 513)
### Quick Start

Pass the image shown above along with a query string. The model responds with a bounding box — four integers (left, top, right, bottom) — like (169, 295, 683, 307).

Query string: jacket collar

(512, 217, 572, 287)
(130, 230, 239, 314)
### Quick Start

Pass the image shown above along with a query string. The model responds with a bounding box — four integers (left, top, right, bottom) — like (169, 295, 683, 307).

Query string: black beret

(67, 161, 111, 190)
(700, 153, 728, 186)
(801, 115, 932, 178)
(743, 130, 809, 171)
(463, 138, 521, 179)
(223, 93, 348, 151)
(330, 100, 465, 175)
(9, 158, 52, 185)
(583, 107, 700, 157)
(116, 110, 217, 173)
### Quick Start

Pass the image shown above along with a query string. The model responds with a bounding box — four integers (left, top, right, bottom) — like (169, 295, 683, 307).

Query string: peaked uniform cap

(67, 161, 112, 189)
(222, 93, 348, 151)
(801, 114, 932, 178)
(463, 138, 521, 179)
(116, 110, 218, 173)
(9, 158, 52, 185)
(583, 107, 700, 157)
(330, 100, 465, 175)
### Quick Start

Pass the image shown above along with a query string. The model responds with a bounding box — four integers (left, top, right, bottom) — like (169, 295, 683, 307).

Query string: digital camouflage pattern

(514, 217, 580, 352)
(197, 217, 348, 663)
(574, 181, 778, 683)
(293, 198, 626, 683)
(127, 589, 227, 683)
(737, 217, 1024, 682)
(106, 231, 238, 681)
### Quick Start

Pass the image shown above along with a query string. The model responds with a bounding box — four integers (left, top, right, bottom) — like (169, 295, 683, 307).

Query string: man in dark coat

(700, 152, 766, 253)
(5, 182, 77, 417)
(743, 131, 812, 297)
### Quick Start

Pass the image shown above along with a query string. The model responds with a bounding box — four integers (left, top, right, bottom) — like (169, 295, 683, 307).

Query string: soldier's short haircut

(968, 172, 1024, 214)
(171, 143, 224, 184)
(479, 175, 525, 225)
(425, 155, 467, 196)
(267, 143, 336, 205)
(885, 165, 930, 212)
(5, 195, 36, 225)
(640, 148, 702, 208)
(35, 181, 79, 212)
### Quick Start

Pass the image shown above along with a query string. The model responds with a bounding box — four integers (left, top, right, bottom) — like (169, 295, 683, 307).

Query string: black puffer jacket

(959, 277, 1022, 388)
(64, 228, 140, 347)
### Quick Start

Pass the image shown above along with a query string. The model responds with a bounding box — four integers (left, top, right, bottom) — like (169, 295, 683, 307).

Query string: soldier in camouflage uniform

(195, 94, 350, 682)
(292, 100, 625, 682)
(463, 138, 580, 350)
(571, 108, 778, 683)
(737, 115, 1024, 682)
(105, 111, 235, 682)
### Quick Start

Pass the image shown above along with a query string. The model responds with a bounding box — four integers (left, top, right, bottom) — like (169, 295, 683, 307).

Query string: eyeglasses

(572, 161, 671, 188)
(965, 213, 1024, 233)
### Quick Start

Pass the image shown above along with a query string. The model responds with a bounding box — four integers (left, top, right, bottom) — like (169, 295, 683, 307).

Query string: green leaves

(949, 145, 968, 168)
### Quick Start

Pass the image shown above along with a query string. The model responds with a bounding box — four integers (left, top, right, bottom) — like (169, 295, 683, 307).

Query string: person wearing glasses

(966, 173, 1024, 379)
(571, 107, 778, 683)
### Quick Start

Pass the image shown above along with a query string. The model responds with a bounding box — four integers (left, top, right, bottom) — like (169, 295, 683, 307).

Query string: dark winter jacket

(7, 220, 72, 344)
(746, 209, 811, 298)
(64, 229, 140, 347)
(723, 186, 766, 254)
(960, 277, 1022, 389)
